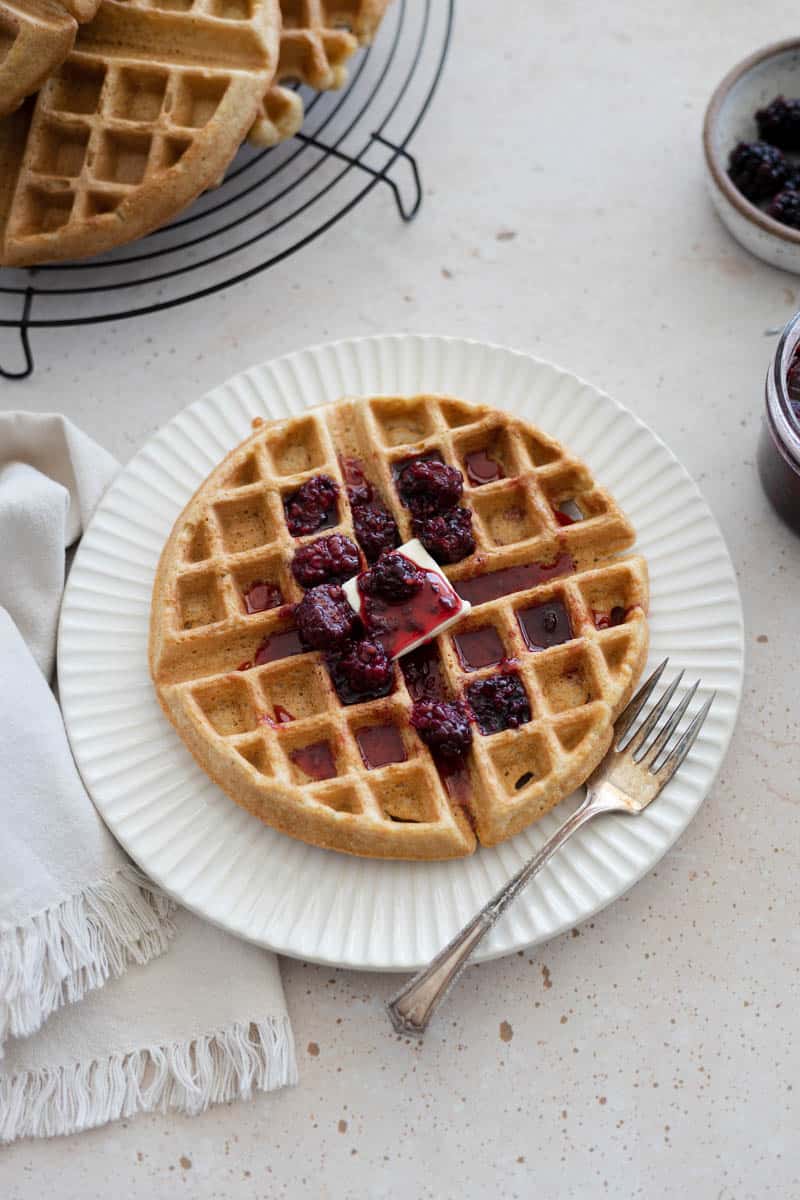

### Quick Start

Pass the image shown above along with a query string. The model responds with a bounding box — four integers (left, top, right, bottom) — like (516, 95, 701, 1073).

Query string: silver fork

(387, 659, 714, 1037)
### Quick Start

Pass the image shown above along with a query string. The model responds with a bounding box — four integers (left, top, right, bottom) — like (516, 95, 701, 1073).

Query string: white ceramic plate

(58, 336, 744, 971)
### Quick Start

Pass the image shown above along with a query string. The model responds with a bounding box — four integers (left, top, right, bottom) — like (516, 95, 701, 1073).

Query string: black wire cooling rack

(0, 0, 453, 380)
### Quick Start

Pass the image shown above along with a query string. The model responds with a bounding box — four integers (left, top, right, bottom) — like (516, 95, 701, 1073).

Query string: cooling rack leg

(0, 288, 35, 381)
(296, 131, 424, 224)
(369, 134, 423, 222)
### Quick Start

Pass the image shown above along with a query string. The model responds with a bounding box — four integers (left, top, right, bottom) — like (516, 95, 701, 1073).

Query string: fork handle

(387, 796, 600, 1037)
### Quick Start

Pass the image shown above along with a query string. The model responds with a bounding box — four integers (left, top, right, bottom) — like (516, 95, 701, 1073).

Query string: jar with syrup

(759, 309, 800, 534)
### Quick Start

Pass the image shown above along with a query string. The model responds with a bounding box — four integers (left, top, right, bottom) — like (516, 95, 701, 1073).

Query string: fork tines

(617, 658, 715, 782)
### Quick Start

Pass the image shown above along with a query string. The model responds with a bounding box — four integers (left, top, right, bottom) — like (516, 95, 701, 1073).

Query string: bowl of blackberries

(704, 39, 800, 271)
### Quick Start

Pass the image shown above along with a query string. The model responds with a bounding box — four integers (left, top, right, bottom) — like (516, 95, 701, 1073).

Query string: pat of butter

(343, 538, 471, 659)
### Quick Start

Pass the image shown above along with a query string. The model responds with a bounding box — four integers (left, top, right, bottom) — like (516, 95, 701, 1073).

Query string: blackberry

(728, 141, 788, 202)
(467, 674, 531, 735)
(412, 506, 475, 564)
(364, 551, 425, 601)
(291, 533, 361, 589)
(411, 699, 473, 761)
(397, 459, 464, 517)
(756, 95, 800, 151)
(343, 463, 401, 563)
(767, 187, 800, 230)
(347, 481, 373, 507)
(400, 643, 446, 701)
(350, 496, 400, 563)
(294, 584, 358, 651)
(327, 638, 393, 704)
(284, 474, 339, 537)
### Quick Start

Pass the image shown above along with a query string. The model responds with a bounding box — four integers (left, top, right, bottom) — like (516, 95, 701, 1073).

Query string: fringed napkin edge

(0, 1015, 297, 1142)
(0, 863, 176, 1056)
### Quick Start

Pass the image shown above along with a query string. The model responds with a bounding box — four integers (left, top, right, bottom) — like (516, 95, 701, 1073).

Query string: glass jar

(759, 309, 800, 534)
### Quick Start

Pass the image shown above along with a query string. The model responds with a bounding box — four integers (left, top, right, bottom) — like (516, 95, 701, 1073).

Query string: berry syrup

(355, 725, 407, 769)
(253, 628, 305, 665)
(464, 449, 504, 486)
(517, 599, 573, 650)
(400, 643, 447, 700)
(592, 606, 626, 630)
(244, 581, 282, 613)
(359, 569, 460, 658)
(452, 626, 505, 670)
(455, 552, 575, 606)
(289, 742, 337, 782)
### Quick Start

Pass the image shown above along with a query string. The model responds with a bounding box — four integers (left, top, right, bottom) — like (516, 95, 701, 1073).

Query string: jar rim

(768, 309, 800, 468)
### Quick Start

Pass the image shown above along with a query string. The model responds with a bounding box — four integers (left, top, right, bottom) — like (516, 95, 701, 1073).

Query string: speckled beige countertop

(2, 2, 799, 1196)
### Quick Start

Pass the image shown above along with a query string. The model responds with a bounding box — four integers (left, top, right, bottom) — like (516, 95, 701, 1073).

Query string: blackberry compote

(412, 507, 475, 564)
(344, 541, 468, 659)
(284, 474, 339, 537)
(363, 551, 425, 601)
(291, 533, 360, 589)
(411, 699, 473, 762)
(294, 584, 358, 651)
(397, 458, 464, 517)
(343, 459, 400, 563)
(467, 673, 531, 735)
(326, 638, 394, 705)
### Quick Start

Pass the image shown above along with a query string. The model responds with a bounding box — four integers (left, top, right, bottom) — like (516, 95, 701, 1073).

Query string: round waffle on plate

(150, 394, 649, 860)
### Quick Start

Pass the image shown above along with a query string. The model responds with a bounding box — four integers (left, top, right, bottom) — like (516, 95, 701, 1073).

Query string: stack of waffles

(0, 0, 392, 264)
(150, 394, 650, 861)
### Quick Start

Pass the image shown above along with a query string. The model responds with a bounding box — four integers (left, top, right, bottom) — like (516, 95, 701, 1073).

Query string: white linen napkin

(0, 413, 296, 1142)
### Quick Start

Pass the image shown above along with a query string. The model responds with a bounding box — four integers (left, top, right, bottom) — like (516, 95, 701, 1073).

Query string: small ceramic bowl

(704, 38, 800, 273)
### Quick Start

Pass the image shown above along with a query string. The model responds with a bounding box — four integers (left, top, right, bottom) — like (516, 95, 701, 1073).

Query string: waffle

(249, 0, 390, 147)
(0, 0, 99, 120)
(0, 0, 281, 266)
(150, 395, 649, 861)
